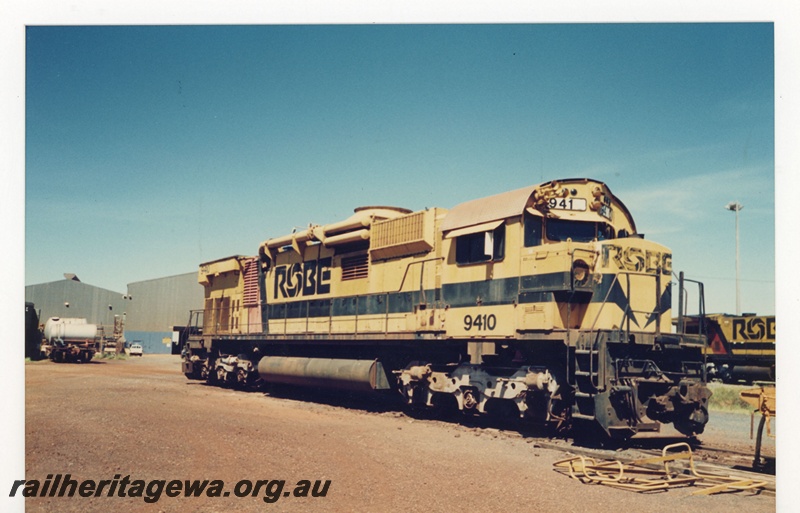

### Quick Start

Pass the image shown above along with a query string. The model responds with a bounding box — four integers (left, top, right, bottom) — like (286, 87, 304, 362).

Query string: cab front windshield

(545, 218, 611, 243)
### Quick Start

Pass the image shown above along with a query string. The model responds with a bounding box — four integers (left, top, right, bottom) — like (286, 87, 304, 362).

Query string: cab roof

(439, 178, 636, 234)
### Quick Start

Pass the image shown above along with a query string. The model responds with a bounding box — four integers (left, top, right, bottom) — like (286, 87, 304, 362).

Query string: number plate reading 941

(547, 197, 613, 219)
(464, 314, 497, 331)
(547, 197, 587, 211)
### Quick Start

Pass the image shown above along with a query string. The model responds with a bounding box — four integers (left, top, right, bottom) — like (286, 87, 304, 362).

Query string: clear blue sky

(24, 23, 775, 315)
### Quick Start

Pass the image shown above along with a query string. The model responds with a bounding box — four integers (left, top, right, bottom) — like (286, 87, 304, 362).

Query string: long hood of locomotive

(256, 237, 673, 339)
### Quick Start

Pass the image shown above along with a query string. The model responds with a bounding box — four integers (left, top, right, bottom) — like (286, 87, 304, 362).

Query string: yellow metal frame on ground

(553, 442, 767, 495)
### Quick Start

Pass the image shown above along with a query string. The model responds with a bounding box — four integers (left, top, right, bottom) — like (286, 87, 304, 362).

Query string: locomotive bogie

(399, 363, 559, 421)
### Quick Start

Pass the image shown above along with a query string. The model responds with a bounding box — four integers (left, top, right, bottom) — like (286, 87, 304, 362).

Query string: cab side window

(524, 212, 542, 247)
(456, 224, 505, 264)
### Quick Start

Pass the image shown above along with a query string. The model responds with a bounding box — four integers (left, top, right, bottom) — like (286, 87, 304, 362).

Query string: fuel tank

(257, 356, 391, 392)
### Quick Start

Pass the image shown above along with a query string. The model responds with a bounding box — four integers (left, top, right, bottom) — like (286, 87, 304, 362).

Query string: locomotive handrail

(396, 257, 444, 298)
(586, 270, 665, 346)
(620, 271, 664, 345)
(187, 309, 204, 331)
(588, 274, 620, 334)
(568, 246, 603, 390)
(674, 271, 706, 337)
(583, 272, 620, 391)
(584, 267, 671, 394)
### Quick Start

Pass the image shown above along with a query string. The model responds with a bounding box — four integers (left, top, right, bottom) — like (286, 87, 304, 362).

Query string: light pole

(725, 201, 744, 315)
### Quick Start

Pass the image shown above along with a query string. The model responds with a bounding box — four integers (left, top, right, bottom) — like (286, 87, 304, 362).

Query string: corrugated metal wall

(125, 273, 204, 353)
(24, 280, 130, 334)
(123, 330, 176, 355)
(126, 273, 202, 331)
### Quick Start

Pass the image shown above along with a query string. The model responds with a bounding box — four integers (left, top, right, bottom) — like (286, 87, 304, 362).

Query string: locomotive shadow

(187, 380, 399, 416)
(262, 382, 558, 439)
(260, 383, 406, 414)
(185, 380, 704, 451)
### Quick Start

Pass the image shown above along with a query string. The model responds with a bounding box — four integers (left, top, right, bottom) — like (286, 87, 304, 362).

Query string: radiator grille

(242, 258, 260, 306)
(372, 211, 425, 249)
(341, 254, 369, 280)
(370, 211, 433, 260)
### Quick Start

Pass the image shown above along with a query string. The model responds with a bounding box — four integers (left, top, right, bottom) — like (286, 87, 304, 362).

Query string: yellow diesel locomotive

(182, 178, 710, 438)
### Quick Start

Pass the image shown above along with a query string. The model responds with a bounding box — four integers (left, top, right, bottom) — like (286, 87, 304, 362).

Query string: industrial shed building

(25, 272, 204, 355)
(24, 275, 131, 336)
(124, 272, 203, 354)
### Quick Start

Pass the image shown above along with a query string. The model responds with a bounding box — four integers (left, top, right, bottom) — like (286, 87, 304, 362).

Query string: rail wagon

(182, 178, 710, 438)
(41, 317, 97, 363)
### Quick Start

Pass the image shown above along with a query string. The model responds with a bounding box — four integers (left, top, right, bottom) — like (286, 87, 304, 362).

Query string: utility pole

(725, 201, 744, 315)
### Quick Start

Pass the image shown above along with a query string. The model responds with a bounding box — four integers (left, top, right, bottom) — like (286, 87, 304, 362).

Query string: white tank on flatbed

(43, 317, 97, 342)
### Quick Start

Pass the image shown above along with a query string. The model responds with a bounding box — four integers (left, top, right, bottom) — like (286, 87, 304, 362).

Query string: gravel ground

(20, 355, 777, 513)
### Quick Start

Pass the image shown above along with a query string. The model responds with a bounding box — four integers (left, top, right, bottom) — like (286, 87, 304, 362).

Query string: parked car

(129, 343, 143, 357)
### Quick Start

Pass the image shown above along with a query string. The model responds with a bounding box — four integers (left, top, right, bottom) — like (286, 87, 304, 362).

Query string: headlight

(572, 260, 590, 286)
